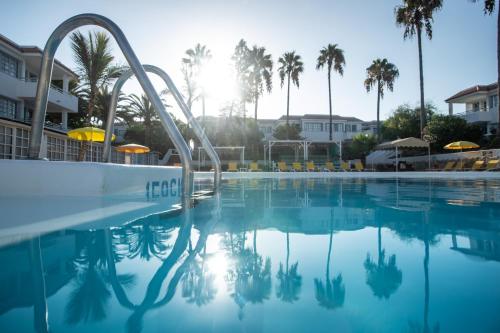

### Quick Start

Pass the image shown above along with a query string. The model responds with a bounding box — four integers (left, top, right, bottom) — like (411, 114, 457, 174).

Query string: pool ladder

(26, 13, 221, 200)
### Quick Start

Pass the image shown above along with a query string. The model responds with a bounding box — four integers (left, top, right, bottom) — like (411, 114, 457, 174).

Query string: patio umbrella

(116, 144, 150, 154)
(67, 127, 116, 142)
(443, 141, 479, 151)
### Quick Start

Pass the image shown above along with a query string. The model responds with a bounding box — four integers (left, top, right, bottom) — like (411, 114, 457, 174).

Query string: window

(66, 139, 80, 161)
(47, 136, 65, 161)
(303, 122, 322, 132)
(345, 124, 351, 132)
(0, 96, 17, 119)
(15, 128, 29, 159)
(489, 95, 498, 109)
(351, 124, 357, 132)
(0, 50, 19, 78)
(0, 125, 13, 159)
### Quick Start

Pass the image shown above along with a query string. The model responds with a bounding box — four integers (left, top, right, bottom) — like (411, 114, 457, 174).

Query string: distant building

(446, 83, 499, 135)
(257, 114, 364, 142)
(362, 120, 378, 136)
(0, 33, 78, 130)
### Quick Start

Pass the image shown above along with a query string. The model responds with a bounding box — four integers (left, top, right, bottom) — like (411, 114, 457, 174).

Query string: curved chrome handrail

(102, 65, 221, 188)
(27, 13, 193, 199)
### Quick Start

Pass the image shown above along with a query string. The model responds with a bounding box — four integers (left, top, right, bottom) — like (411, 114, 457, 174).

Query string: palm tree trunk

(377, 224, 382, 266)
(202, 94, 206, 127)
(326, 229, 333, 281)
(328, 69, 333, 141)
(497, 8, 500, 137)
(417, 26, 425, 138)
(254, 94, 259, 121)
(286, 231, 290, 275)
(286, 73, 291, 139)
(376, 80, 381, 143)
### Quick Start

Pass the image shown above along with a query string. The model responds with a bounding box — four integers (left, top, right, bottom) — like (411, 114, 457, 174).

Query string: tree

(471, 0, 499, 137)
(182, 44, 212, 124)
(247, 46, 273, 120)
(70, 31, 122, 123)
(342, 133, 378, 161)
(316, 44, 346, 141)
(232, 39, 252, 119)
(124, 94, 159, 148)
(278, 52, 304, 138)
(424, 115, 483, 152)
(381, 103, 436, 141)
(364, 59, 399, 142)
(395, 0, 443, 138)
(273, 124, 303, 140)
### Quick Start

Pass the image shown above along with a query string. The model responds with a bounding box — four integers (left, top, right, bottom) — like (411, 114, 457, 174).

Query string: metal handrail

(27, 13, 193, 200)
(102, 65, 221, 188)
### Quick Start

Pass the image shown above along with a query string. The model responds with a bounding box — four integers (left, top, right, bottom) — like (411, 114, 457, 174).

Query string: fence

(0, 118, 159, 165)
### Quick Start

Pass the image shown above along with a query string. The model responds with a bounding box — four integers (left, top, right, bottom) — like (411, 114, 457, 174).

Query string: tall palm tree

(125, 94, 159, 147)
(70, 31, 122, 123)
(232, 39, 252, 120)
(395, 0, 443, 138)
(364, 59, 400, 142)
(472, 0, 499, 136)
(276, 230, 302, 303)
(182, 43, 212, 125)
(316, 44, 345, 141)
(247, 46, 273, 120)
(278, 51, 304, 138)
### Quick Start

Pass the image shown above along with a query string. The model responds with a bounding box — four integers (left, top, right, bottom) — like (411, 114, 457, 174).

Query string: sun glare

(206, 252, 229, 289)
(198, 59, 238, 106)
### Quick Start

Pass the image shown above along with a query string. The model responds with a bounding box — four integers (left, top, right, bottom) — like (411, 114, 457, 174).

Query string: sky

(0, 0, 496, 123)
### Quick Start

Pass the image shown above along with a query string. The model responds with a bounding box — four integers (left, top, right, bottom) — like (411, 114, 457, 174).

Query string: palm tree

(124, 94, 159, 147)
(316, 44, 345, 141)
(395, 0, 443, 138)
(364, 59, 400, 142)
(70, 31, 122, 123)
(471, 0, 499, 137)
(278, 51, 304, 138)
(276, 231, 302, 303)
(232, 39, 252, 120)
(182, 43, 212, 125)
(247, 46, 273, 120)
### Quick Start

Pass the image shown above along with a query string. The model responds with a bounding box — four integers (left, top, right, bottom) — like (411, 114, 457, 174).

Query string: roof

(445, 83, 498, 103)
(377, 137, 429, 149)
(277, 114, 363, 122)
(0, 33, 78, 78)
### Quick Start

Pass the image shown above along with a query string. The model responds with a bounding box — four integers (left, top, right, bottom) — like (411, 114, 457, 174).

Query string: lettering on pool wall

(146, 178, 182, 199)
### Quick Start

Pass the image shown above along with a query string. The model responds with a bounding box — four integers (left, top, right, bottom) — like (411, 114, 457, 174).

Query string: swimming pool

(1, 177, 500, 333)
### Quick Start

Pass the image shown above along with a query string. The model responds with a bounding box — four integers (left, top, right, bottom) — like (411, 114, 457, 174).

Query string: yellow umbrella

(443, 141, 479, 150)
(67, 127, 115, 142)
(116, 143, 150, 154)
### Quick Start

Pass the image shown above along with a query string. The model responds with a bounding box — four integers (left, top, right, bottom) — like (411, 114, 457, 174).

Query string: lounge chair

(486, 159, 500, 171)
(292, 162, 303, 172)
(354, 161, 364, 172)
(324, 161, 335, 172)
(249, 162, 262, 172)
(453, 160, 465, 171)
(340, 161, 350, 171)
(306, 161, 317, 172)
(276, 161, 288, 172)
(442, 161, 456, 171)
(227, 162, 238, 172)
(469, 160, 485, 171)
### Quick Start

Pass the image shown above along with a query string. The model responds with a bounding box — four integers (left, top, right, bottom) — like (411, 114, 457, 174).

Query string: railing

(27, 13, 194, 201)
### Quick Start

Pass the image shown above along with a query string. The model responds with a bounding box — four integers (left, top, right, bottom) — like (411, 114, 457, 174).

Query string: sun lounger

(341, 161, 350, 171)
(306, 161, 317, 172)
(469, 160, 485, 171)
(227, 162, 238, 172)
(486, 159, 500, 171)
(277, 161, 288, 172)
(249, 162, 262, 172)
(324, 161, 335, 172)
(453, 160, 465, 171)
(292, 162, 303, 172)
(354, 161, 364, 172)
(442, 161, 456, 171)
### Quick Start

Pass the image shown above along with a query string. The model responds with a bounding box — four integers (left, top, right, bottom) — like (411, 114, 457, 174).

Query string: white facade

(446, 83, 499, 135)
(0, 34, 78, 131)
(258, 114, 364, 142)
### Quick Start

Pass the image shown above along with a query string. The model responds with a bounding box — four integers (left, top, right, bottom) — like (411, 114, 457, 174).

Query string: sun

(198, 58, 239, 106)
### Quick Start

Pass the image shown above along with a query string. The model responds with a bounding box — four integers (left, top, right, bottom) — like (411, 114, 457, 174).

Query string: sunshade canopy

(116, 143, 150, 154)
(377, 137, 429, 150)
(443, 141, 479, 150)
(67, 127, 115, 142)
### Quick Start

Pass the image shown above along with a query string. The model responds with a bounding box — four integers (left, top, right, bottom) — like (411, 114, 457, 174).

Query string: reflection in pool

(1, 178, 500, 333)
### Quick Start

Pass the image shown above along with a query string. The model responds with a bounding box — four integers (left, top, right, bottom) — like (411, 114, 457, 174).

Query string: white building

(257, 114, 364, 142)
(0, 33, 78, 130)
(446, 83, 499, 135)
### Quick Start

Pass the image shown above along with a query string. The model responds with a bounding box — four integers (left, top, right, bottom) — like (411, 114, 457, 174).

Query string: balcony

(456, 108, 499, 124)
(0, 71, 78, 112)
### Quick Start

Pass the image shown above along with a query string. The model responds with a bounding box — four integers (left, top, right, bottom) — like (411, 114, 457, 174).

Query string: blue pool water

(1, 178, 500, 333)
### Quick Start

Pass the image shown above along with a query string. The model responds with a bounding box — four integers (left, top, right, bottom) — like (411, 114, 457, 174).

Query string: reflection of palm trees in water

(123, 223, 173, 261)
(65, 229, 134, 325)
(314, 217, 345, 309)
(181, 246, 217, 306)
(276, 230, 302, 303)
(364, 222, 402, 299)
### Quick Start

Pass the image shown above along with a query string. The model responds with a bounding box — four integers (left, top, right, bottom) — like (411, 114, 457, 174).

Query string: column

(62, 75, 70, 92)
(16, 100, 25, 121)
(448, 103, 453, 116)
(61, 111, 68, 130)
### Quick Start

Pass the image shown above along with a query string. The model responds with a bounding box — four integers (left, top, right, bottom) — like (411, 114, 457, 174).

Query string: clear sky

(0, 0, 496, 122)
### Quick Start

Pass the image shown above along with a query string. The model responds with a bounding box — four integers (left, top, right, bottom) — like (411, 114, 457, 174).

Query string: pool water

(1, 178, 500, 333)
